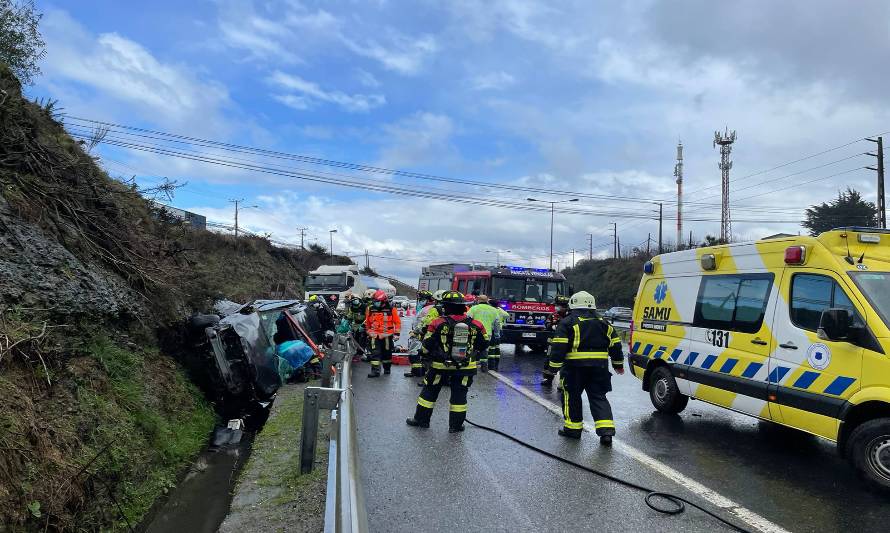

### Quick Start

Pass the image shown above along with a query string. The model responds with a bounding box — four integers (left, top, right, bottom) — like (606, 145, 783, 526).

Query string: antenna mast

(674, 140, 683, 249)
(713, 128, 737, 243)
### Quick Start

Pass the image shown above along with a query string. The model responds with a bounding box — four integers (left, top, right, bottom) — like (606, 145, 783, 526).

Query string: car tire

(648, 365, 688, 414)
(847, 418, 890, 493)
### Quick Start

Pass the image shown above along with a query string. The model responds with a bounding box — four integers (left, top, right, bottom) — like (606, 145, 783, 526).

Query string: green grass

(74, 336, 217, 529)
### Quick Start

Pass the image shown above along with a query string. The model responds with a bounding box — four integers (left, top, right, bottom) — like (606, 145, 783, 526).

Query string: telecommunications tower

(674, 140, 683, 249)
(713, 128, 737, 243)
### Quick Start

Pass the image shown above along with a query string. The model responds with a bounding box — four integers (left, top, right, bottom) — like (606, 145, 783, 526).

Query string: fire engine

(452, 265, 568, 353)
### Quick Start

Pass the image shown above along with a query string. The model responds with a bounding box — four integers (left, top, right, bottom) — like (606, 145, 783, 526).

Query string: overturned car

(179, 298, 339, 419)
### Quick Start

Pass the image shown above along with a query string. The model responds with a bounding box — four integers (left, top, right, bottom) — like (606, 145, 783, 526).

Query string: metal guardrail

(321, 335, 369, 533)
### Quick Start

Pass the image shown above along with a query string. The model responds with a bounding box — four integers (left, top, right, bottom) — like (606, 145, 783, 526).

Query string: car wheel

(848, 418, 890, 493)
(648, 365, 688, 414)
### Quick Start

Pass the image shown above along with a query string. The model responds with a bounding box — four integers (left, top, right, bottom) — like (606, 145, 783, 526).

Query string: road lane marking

(488, 370, 790, 533)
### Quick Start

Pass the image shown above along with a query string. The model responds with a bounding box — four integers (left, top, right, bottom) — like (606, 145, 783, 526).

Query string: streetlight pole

(527, 197, 579, 270)
(485, 249, 511, 266)
(329, 229, 337, 260)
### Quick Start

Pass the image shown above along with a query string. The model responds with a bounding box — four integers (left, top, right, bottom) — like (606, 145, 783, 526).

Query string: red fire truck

(452, 266, 568, 353)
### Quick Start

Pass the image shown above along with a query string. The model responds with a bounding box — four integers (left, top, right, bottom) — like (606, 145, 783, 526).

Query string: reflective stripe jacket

(466, 303, 507, 340)
(547, 309, 623, 372)
(422, 314, 488, 374)
(365, 304, 401, 338)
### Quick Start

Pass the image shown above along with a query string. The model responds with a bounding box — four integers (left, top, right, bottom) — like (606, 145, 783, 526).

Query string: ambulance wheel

(848, 418, 890, 493)
(648, 366, 688, 414)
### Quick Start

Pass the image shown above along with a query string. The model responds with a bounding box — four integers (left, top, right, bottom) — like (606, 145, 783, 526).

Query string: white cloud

(470, 71, 516, 91)
(268, 71, 386, 112)
(377, 112, 457, 168)
(356, 69, 381, 88)
(41, 9, 231, 133)
(342, 33, 438, 75)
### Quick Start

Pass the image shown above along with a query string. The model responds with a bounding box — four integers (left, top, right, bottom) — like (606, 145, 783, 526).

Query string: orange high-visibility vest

(365, 306, 401, 337)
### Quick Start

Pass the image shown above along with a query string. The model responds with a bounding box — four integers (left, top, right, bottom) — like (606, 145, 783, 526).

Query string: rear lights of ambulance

(784, 245, 807, 265)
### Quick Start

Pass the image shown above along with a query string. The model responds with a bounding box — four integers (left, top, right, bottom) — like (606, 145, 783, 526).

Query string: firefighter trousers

(413, 369, 473, 429)
(561, 365, 615, 437)
(369, 336, 394, 374)
(487, 339, 501, 371)
(407, 351, 424, 376)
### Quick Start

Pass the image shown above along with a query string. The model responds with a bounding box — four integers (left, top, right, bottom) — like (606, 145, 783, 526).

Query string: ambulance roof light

(784, 245, 806, 265)
(643, 261, 655, 274)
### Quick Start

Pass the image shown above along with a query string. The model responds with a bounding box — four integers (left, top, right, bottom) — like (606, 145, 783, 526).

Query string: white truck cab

(304, 264, 364, 310)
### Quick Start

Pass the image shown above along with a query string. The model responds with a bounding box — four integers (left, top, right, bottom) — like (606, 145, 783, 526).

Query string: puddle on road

(141, 431, 255, 533)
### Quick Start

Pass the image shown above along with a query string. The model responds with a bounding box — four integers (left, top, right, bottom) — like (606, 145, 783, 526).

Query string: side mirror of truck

(818, 308, 852, 341)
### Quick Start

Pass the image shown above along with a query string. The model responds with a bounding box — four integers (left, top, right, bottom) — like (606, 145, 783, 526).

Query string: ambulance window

(790, 275, 834, 331)
(694, 274, 774, 333)
(791, 274, 864, 331)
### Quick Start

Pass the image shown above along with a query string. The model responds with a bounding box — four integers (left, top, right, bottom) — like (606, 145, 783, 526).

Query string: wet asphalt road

(354, 343, 890, 533)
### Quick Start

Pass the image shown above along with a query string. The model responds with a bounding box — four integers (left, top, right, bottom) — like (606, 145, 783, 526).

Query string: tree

(0, 0, 45, 85)
(802, 188, 878, 236)
(700, 235, 728, 247)
(307, 242, 327, 255)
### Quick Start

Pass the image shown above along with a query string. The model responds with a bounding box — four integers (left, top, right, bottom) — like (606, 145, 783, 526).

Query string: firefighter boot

(383, 363, 391, 375)
(405, 418, 430, 428)
(600, 435, 613, 446)
(558, 428, 582, 439)
(367, 363, 381, 378)
(480, 360, 488, 373)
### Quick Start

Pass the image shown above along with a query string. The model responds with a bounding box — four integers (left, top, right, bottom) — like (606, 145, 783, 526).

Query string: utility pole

(571, 249, 575, 269)
(297, 227, 308, 249)
(647, 233, 651, 256)
(714, 128, 737, 243)
(612, 223, 617, 259)
(658, 202, 663, 254)
(867, 136, 886, 228)
(617, 234, 621, 259)
(229, 199, 243, 238)
(365, 249, 370, 270)
(674, 140, 684, 249)
(587, 233, 593, 260)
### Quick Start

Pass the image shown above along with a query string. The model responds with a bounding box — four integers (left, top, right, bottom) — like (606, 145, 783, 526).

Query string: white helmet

(569, 291, 596, 310)
(364, 289, 376, 299)
(433, 289, 446, 301)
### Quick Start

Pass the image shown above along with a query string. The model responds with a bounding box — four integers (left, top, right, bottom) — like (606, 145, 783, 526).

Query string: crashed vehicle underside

(180, 299, 338, 420)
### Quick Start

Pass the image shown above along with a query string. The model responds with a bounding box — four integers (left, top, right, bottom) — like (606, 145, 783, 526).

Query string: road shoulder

(219, 382, 330, 533)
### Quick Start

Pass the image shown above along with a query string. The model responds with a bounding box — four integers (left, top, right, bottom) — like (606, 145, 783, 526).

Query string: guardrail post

(300, 386, 344, 474)
(300, 388, 321, 474)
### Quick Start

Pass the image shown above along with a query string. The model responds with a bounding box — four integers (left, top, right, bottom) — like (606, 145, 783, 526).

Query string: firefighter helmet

(554, 295, 570, 306)
(417, 290, 433, 301)
(440, 291, 467, 305)
(433, 289, 446, 301)
(364, 289, 376, 299)
(373, 289, 388, 302)
(308, 294, 318, 302)
(568, 291, 596, 310)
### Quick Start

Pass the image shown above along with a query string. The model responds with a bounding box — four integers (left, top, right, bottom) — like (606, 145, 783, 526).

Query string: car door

(684, 273, 775, 419)
(769, 270, 864, 439)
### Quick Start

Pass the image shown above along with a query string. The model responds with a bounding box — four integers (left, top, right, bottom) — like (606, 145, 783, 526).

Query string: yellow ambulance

(628, 227, 890, 491)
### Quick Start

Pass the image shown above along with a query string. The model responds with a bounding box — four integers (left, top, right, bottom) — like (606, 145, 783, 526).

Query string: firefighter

(541, 294, 571, 388)
(404, 290, 434, 378)
(411, 289, 446, 384)
(345, 295, 368, 357)
(466, 294, 509, 372)
(365, 289, 401, 377)
(543, 291, 623, 445)
(406, 291, 487, 433)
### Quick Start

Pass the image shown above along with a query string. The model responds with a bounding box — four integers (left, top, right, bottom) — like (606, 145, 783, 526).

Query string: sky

(29, 0, 890, 284)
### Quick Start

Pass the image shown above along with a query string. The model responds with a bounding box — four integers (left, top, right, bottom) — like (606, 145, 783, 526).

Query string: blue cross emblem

(654, 281, 668, 304)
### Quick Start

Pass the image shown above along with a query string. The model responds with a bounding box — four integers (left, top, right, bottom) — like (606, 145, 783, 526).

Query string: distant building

(153, 202, 207, 230)
(762, 232, 796, 240)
